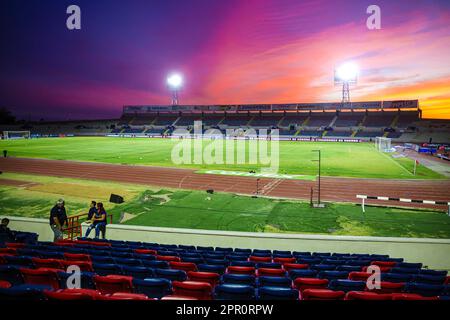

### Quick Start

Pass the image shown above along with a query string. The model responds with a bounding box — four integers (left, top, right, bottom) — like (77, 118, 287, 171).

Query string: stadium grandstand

(2, 99, 449, 144)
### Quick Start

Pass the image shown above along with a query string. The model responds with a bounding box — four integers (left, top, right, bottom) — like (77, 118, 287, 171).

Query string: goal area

(375, 137, 391, 152)
(2, 131, 31, 140)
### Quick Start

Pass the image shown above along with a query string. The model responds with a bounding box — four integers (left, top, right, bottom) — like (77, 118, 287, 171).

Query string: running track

(1, 157, 450, 210)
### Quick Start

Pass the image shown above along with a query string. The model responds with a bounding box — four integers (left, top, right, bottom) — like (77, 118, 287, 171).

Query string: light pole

(312, 149, 323, 207)
(167, 73, 183, 105)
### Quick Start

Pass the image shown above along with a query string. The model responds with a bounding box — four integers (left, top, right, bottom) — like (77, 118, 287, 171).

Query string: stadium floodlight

(335, 62, 358, 82)
(334, 62, 358, 106)
(167, 73, 183, 106)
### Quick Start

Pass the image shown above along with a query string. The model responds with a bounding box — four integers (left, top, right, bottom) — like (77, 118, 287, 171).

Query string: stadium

(1, 0, 450, 305)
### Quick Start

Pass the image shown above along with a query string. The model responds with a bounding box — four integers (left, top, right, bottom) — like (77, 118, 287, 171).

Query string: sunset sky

(1, 0, 450, 120)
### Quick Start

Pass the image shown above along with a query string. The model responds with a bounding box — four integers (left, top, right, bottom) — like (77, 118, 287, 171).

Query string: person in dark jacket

(0, 218, 15, 242)
(49, 199, 68, 242)
(87, 201, 97, 221)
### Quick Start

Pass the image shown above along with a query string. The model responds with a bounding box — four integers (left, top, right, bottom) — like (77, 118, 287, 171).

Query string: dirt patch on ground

(0, 178, 40, 188)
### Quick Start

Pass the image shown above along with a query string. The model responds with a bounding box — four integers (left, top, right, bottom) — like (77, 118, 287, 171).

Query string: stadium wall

(6, 216, 450, 271)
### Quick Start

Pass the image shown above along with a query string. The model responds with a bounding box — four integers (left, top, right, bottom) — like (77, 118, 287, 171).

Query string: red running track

(1, 157, 449, 210)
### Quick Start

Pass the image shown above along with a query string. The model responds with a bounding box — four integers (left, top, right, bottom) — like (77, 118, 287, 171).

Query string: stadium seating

(0, 238, 447, 300)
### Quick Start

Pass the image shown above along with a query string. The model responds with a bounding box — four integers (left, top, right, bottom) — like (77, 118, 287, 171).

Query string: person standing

(49, 199, 68, 242)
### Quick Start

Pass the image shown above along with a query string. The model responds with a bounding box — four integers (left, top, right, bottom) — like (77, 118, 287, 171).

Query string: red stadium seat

(226, 266, 255, 275)
(45, 289, 102, 300)
(64, 253, 91, 262)
(249, 256, 272, 263)
(0, 280, 11, 289)
(391, 293, 439, 301)
(370, 261, 397, 267)
(6, 243, 26, 249)
(134, 249, 157, 255)
(301, 289, 345, 300)
(156, 255, 181, 262)
(0, 248, 16, 255)
(94, 275, 133, 295)
(345, 291, 392, 300)
(257, 268, 286, 277)
(32, 258, 65, 269)
(283, 263, 309, 271)
(169, 261, 198, 272)
(161, 295, 198, 300)
(273, 257, 296, 264)
(187, 271, 220, 287)
(348, 271, 371, 281)
(293, 278, 329, 292)
(61, 260, 94, 272)
(445, 276, 450, 285)
(366, 281, 405, 294)
(20, 268, 61, 290)
(362, 266, 392, 273)
(102, 293, 152, 300)
(172, 281, 213, 300)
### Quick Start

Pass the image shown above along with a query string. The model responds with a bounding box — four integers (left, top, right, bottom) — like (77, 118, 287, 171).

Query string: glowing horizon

(1, 0, 449, 120)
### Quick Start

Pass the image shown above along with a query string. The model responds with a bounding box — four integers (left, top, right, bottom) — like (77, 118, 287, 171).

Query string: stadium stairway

(328, 115, 338, 128)
(390, 114, 399, 128)
(276, 117, 285, 127)
(1, 237, 449, 300)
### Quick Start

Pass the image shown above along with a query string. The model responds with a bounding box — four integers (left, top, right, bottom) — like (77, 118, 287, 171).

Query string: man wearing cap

(49, 199, 68, 242)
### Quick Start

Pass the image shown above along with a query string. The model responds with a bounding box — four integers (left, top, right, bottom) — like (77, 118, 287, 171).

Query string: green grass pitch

(1, 173, 449, 239)
(0, 137, 443, 179)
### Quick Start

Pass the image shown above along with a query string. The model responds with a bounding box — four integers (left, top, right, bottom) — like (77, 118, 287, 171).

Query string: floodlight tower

(167, 73, 183, 105)
(334, 62, 358, 107)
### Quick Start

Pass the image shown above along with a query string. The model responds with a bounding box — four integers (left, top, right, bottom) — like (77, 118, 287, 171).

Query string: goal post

(375, 137, 391, 152)
(2, 131, 31, 140)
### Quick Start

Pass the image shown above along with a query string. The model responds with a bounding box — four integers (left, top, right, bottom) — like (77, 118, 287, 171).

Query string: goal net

(2, 131, 31, 140)
(375, 137, 391, 152)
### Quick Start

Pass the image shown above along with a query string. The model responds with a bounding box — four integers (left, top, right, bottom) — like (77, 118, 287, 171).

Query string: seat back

(301, 289, 345, 300)
(94, 275, 133, 294)
(172, 281, 213, 300)
(214, 284, 256, 300)
(345, 291, 392, 300)
(293, 278, 329, 292)
(187, 271, 220, 287)
(132, 278, 172, 299)
(20, 268, 61, 290)
(258, 286, 298, 300)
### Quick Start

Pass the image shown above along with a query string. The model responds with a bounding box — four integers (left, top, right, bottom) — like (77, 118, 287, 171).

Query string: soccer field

(0, 137, 443, 179)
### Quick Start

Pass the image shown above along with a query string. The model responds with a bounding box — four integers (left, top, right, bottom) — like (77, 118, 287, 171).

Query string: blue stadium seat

(312, 252, 331, 257)
(255, 263, 282, 269)
(203, 254, 226, 260)
(91, 256, 114, 264)
(92, 263, 123, 276)
(328, 279, 366, 292)
(4, 256, 34, 268)
(397, 262, 422, 269)
(178, 245, 196, 251)
(273, 250, 292, 255)
(215, 247, 233, 253)
(142, 260, 169, 269)
(420, 269, 447, 277)
(253, 250, 272, 255)
(0, 284, 51, 301)
(197, 264, 226, 275)
(214, 284, 256, 300)
(310, 264, 336, 271)
(137, 254, 156, 261)
(221, 274, 256, 287)
(180, 257, 204, 264)
(39, 251, 64, 259)
(0, 266, 24, 286)
(336, 265, 362, 272)
(121, 266, 154, 279)
(132, 278, 172, 298)
(114, 258, 142, 267)
(381, 273, 414, 283)
(289, 269, 317, 280)
(57, 271, 96, 289)
(413, 274, 446, 285)
(318, 271, 349, 280)
(346, 260, 371, 267)
(111, 252, 134, 259)
(230, 261, 256, 268)
(204, 259, 229, 267)
(154, 268, 187, 281)
(322, 259, 346, 266)
(258, 286, 298, 300)
(403, 282, 444, 297)
(390, 267, 420, 275)
(257, 276, 292, 288)
(234, 248, 252, 254)
(297, 258, 321, 265)
(227, 255, 250, 262)
(197, 246, 214, 252)
(16, 249, 39, 257)
(293, 252, 311, 256)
